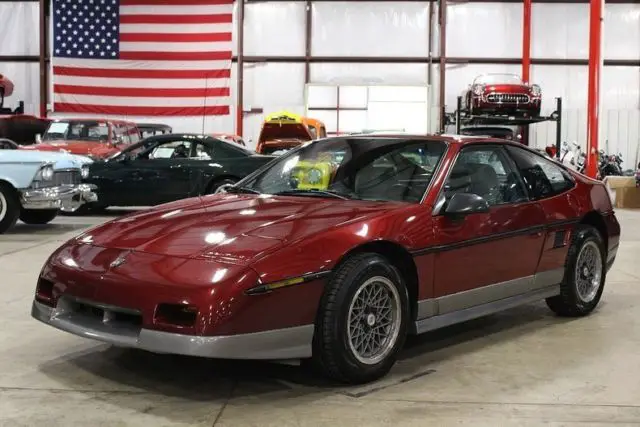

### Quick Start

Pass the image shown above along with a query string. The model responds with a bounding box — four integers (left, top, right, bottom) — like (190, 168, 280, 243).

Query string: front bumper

(21, 184, 98, 211)
(31, 299, 313, 360)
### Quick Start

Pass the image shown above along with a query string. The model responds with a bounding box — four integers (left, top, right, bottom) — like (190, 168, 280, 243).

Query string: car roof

(51, 118, 136, 125)
(331, 133, 503, 146)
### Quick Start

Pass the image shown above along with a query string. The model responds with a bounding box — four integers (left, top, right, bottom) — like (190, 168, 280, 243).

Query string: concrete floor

(2, 209, 640, 427)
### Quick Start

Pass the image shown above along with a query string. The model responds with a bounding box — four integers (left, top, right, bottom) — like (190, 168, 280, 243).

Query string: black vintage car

(79, 133, 274, 211)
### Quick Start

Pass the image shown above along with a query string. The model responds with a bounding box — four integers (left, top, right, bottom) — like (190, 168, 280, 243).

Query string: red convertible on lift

(32, 134, 619, 384)
(462, 73, 542, 117)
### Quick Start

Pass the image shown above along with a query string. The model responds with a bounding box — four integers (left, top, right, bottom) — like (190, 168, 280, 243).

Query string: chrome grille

(53, 170, 81, 186)
(486, 93, 530, 103)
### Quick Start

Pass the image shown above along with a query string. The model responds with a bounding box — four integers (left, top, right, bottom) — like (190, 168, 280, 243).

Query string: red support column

(235, 0, 245, 137)
(585, 0, 604, 178)
(522, 0, 532, 83)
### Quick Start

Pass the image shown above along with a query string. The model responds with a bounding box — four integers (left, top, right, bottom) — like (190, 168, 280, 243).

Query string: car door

(504, 145, 579, 279)
(124, 137, 196, 205)
(431, 144, 547, 314)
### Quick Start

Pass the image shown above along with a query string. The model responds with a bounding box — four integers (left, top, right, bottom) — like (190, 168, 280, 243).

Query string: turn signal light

(154, 303, 198, 328)
(35, 278, 54, 306)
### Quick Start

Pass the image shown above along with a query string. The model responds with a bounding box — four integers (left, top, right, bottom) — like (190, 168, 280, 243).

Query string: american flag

(52, 0, 233, 116)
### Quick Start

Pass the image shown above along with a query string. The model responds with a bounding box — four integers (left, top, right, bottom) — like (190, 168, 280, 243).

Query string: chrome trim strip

(32, 300, 314, 360)
(415, 267, 564, 324)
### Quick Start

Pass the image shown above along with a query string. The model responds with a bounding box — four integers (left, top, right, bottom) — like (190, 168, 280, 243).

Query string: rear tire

(19, 209, 58, 225)
(0, 182, 20, 234)
(546, 225, 606, 317)
(312, 253, 409, 384)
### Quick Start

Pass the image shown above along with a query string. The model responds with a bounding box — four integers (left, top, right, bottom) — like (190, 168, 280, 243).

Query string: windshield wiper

(274, 189, 352, 200)
(225, 186, 260, 194)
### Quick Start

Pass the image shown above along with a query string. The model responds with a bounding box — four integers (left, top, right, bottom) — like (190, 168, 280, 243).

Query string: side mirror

(444, 193, 490, 218)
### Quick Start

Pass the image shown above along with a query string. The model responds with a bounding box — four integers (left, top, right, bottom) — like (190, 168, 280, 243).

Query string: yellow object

(264, 111, 303, 124)
(292, 161, 332, 190)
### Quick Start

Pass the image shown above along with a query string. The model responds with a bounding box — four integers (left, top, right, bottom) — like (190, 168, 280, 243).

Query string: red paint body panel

(35, 136, 621, 338)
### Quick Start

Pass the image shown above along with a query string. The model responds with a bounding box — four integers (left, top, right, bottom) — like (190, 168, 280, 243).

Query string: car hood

(483, 83, 531, 93)
(0, 148, 92, 166)
(21, 140, 105, 155)
(78, 194, 403, 263)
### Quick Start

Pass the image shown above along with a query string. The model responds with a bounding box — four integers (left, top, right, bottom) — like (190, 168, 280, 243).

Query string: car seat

(172, 144, 189, 158)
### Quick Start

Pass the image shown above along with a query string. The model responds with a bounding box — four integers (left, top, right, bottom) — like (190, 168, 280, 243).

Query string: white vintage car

(0, 150, 97, 234)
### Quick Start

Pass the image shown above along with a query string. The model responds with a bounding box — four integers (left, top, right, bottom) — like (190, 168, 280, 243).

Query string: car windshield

(236, 137, 447, 203)
(473, 74, 522, 85)
(43, 120, 109, 142)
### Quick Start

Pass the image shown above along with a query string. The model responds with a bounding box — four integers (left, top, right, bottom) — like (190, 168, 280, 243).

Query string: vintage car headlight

(40, 165, 55, 181)
(472, 84, 485, 95)
(81, 164, 90, 179)
(530, 84, 541, 96)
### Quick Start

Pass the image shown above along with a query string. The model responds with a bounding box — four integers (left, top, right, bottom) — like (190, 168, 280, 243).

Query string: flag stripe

(120, 41, 232, 52)
(120, 23, 233, 33)
(54, 103, 230, 116)
(54, 84, 230, 98)
(119, 51, 231, 61)
(53, 58, 232, 70)
(54, 75, 228, 88)
(120, 32, 231, 43)
(121, 0, 233, 5)
(54, 94, 231, 107)
(121, 4, 233, 15)
(53, 66, 231, 80)
(120, 13, 232, 24)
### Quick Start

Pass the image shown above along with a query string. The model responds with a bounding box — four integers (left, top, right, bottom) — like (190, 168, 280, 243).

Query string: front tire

(19, 209, 58, 225)
(206, 178, 237, 195)
(313, 253, 409, 384)
(0, 182, 20, 234)
(546, 225, 606, 317)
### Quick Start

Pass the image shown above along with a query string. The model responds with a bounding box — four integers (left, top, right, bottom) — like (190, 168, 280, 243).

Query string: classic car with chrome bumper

(22, 183, 98, 211)
(0, 149, 98, 233)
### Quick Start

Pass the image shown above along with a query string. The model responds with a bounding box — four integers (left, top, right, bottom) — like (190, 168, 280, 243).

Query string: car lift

(446, 96, 563, 159)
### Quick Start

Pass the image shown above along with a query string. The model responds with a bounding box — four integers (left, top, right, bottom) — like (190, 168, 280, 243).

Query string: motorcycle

(597, 149, 624, 178)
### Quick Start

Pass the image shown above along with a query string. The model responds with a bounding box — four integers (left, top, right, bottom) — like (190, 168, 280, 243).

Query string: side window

(114, 124, 130, 144)
(148, 140, 192, 159)
(319, 126, 327, 138)
(194, 142, 213, 159)
(128, 125, 140, 143)
(308, 125, 318, 139)
(443, 146, 527, 206)
(505, 145, 575, 200)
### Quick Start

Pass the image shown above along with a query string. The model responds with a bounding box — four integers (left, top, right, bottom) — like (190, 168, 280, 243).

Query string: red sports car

(462, 73, 542, 117)
(31, 134, 619, 384)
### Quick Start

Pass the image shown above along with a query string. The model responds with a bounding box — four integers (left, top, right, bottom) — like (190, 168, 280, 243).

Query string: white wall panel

(310, 63, 428, 86)
(601, 66, 640, 110)
(0, 62, 39, 115)
(0, 2, 39, 56)
(242, 62, 305, 146)
(531, 3, 589, 59)
(528, 65, 639, 168)
(244, 1, 305, 57)
(446, 2, 522, 58)
(604, 4, 640, 60)
(311, 2, 429, 57)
